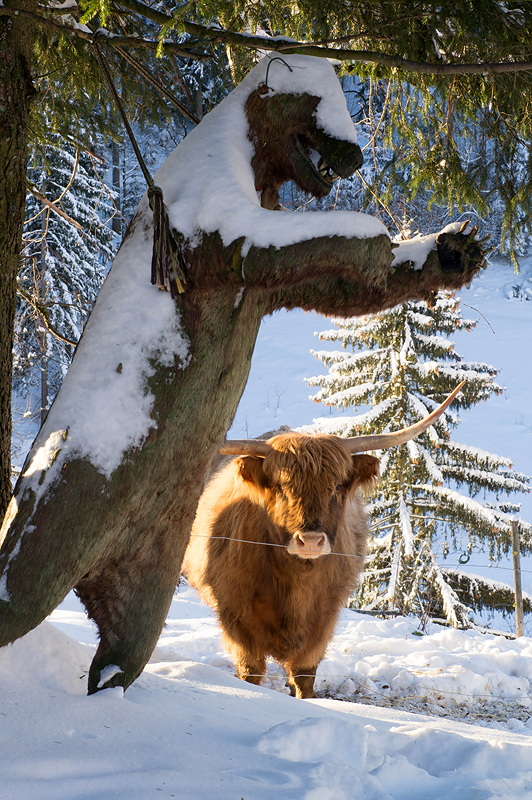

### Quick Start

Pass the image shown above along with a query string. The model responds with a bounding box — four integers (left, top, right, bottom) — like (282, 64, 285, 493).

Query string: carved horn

(342, 381, 465, 454)
(219, 439, 272, 457)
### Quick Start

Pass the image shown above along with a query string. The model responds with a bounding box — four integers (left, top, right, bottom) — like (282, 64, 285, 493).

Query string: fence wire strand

(188, 533, 532, 575)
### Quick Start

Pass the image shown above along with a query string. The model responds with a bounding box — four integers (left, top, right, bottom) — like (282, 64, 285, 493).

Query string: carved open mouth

(292, 134, 339, 188)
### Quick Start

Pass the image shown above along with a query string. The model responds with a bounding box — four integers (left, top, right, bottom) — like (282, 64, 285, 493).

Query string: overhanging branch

(113, 45, 200, 123)
(26, 183, 84, 231)
(16, 285, 79, 347)
(0, 6, 209, 59)
(115, 0, 532, 76)
(6, 2, 532, 76)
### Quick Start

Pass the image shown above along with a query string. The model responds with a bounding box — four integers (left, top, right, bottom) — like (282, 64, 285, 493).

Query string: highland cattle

(183, 384, 464, 698)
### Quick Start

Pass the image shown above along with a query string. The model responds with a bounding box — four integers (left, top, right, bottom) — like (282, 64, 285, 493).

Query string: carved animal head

(245, 84, 363, 210)
(221, 383, 464, 560)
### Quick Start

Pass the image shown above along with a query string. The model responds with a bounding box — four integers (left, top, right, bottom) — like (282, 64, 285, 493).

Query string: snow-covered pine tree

(15, 136, 116, 421)
(302, 294, 531, 627)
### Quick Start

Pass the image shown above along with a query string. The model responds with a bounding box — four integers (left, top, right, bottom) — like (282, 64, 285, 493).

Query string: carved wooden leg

(76, 548, 180, 694)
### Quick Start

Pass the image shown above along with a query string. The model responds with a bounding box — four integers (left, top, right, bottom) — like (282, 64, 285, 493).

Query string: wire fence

(191, 533, 532, 576)
(176, 620, 532, 707)
(187, 528, 532, 639)
(188, 533, 532, 575)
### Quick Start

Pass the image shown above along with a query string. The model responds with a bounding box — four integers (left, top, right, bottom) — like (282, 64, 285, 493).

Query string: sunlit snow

(2, 585, 532, 799)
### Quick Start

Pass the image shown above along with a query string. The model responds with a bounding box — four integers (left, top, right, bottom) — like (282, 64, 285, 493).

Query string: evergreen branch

(26, 183, 84, 231)
(16, 285, 79, 348)
(10, 2, 532, 76)
(300, 11, 441, 48)
(0, 6, 208, 59)
(113, 46, 200, 123)
(113, 0, 532, 75)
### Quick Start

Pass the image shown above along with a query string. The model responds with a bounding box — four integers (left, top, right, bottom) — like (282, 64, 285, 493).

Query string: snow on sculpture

(0, 55, 486, 694)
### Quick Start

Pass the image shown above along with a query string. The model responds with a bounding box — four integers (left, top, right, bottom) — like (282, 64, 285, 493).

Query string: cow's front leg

(228, 642, 266, 686)
(286, 664, 317, 699)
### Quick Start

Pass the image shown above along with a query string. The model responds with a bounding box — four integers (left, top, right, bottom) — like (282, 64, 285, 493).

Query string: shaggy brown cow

(183, 384, 463, 699)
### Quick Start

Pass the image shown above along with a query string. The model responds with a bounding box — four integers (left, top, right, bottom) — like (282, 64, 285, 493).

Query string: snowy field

(2, 584, 532, 799)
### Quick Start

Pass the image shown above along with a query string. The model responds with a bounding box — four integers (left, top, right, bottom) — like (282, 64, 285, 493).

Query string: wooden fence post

(512, 519, 524, 638)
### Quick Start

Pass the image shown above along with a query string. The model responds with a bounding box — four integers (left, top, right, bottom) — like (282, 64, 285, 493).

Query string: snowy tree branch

(26, 184, 84, 232)
(16, 285, 79, 347)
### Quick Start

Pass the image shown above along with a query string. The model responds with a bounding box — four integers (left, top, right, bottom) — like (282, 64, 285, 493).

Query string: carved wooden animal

(183, 386, 463, 698)
(0, 53, 484, 696)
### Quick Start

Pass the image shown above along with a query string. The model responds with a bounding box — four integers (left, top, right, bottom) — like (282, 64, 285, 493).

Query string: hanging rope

(92, 41, 186, 297)
(113, 45, 200, 125)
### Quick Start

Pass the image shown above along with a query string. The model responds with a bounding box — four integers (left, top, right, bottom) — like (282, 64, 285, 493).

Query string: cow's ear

(235, 456, 269, 490)
(350, 454, 380, 492)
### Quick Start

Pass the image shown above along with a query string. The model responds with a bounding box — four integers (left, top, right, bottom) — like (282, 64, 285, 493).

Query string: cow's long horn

(342, 381, 465, 454)
(219, 439, 272, 457)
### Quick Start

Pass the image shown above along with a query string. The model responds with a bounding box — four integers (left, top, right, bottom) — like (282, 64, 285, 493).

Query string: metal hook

(265, 56, 294, 90)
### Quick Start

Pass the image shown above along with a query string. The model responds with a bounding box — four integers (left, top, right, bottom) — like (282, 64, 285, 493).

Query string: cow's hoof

(436, 223, 487, 274)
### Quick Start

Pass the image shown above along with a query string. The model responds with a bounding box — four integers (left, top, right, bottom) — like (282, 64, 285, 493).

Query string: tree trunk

(39, 194, 49, 426)
(0, 273, 265, 692)
(0, 9, 35, 519)
(194, 85, 203, 121)
(111, 139, 121, 236)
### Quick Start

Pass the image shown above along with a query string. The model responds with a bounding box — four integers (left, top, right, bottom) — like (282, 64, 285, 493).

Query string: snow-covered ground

(5, 256, 531, 799)
(2, 584, 532, 799)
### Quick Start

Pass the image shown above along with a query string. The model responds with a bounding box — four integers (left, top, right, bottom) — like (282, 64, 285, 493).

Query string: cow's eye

(335, 484, 342, 492)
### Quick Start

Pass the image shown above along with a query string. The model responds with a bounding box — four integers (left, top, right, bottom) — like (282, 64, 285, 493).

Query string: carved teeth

(317, 157, 337, 181)
(294, 136, 338, 185)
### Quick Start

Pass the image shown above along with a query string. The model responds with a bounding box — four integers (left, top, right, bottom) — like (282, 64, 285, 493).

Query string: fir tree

(15, 136, 116, 421)
(302, 294, 531, 627)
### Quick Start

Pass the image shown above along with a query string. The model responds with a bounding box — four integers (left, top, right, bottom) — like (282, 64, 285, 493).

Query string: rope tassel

(148, 186, 186, 297)
(93, 41, 186, 298)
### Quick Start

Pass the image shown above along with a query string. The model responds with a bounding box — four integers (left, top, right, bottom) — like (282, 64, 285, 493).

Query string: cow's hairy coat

(183, 434, 379, 698)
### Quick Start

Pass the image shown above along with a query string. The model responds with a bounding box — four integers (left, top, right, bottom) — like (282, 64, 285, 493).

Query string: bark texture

(0, 7, 35, 519)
